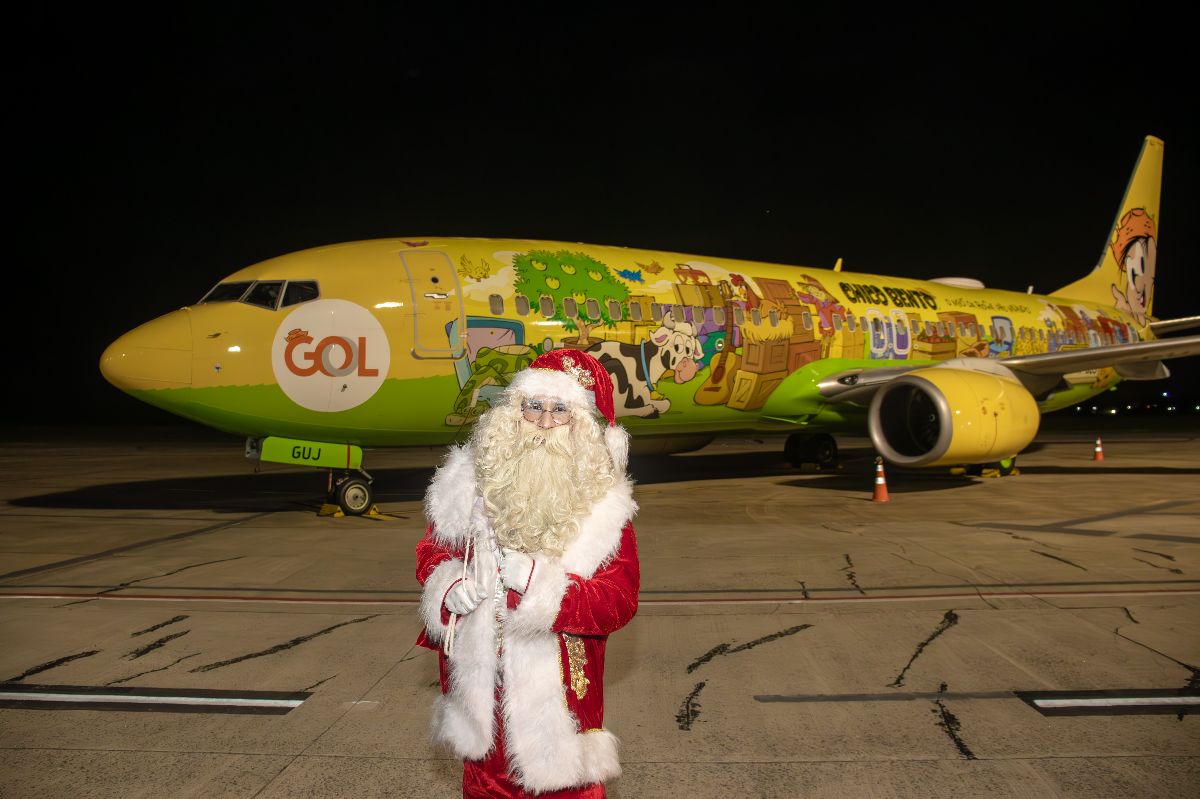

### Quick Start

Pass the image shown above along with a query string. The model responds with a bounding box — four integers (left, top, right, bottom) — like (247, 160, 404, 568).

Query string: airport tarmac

(0, 422, 1197, 798)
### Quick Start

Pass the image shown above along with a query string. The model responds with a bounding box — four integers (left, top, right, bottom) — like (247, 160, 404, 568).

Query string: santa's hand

(500, 550, 535, 593)
(444, 578, 485, 615)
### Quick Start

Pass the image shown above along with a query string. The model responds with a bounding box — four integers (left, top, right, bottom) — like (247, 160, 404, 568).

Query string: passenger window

(733, 307, 745, 325)
(713, 307, 725, 326)
(563, 297, 579, 318)
(515, 295, 530, 316)
(910, 319, 921, 335)
(768, 308, 779, 327)
(801, 310, 813, 330)
(751, 308, 762, 326)
(672, 304, 685, 322)
(279, 280, 319, 307)
(489, 294, 504, 315)
(832, 314, 843, 331)
(651, 303, 663, 321)
(539, 296, 555, 317)
(1038, 329, 1045, 341)
(630, 301, 643, 322)
(586, 298, 601, 320)
(200, 281, 254, 304)
(692, 306, 705, 324)
(607, 299, 622, 320)
(846, 315, 856, 332)
(242, 281, 284, 310)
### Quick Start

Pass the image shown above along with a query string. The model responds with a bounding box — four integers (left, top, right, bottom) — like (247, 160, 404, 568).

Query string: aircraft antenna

(1027, 285, 1034, 294)
(834, 258, 843, 272)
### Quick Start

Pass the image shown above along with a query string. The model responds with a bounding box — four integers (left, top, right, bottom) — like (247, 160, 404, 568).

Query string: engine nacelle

(868, 367, 1040, 467)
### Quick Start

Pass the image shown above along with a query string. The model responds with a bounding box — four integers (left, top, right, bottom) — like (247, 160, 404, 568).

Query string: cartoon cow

(587, 312, 703, 418)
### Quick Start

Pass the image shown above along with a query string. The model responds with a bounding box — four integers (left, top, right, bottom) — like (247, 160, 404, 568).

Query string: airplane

(101, 135, 1200, 514)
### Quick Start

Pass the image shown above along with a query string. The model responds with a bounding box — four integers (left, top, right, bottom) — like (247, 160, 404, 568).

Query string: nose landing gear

(330, 469, 375, 516)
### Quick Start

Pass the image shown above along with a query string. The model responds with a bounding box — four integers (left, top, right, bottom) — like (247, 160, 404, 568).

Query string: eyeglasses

(521, 399, 572, 425)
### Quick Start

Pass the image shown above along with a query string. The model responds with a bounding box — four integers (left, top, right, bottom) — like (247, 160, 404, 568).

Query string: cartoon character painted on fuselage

(587, 312, 702, 418)
(795, 274, 848, 359)
(1109, 208, 1157, 327)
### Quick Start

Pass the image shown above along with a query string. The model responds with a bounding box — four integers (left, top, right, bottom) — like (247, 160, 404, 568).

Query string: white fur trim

(505, 553, 571, 638)
(507, 369, 593, 409)
(562, 478, 637, 578)
(424, 445, 477, 544)
(500, 636, 623, 791)
(429, 546, 500, 761)
(420, 559, 463, 645)
(605, 424, 630, 474)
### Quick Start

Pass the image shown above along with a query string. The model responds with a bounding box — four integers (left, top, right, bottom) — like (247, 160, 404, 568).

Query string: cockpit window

(199, 281, 253, 303)
(242, 281, 284, 310)
(281, 281, 320, 307)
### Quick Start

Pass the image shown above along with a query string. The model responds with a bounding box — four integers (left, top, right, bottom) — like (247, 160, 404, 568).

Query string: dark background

(11, 4, 1198, 428)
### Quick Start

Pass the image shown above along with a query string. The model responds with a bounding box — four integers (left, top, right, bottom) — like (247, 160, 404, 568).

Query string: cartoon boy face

(1109, 208, 1157, 327)
(1120, 236, 1156, 323)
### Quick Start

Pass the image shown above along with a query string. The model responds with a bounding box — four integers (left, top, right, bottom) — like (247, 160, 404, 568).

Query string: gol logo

(283, 328, 380, 377)
(271, 299, 390, 412)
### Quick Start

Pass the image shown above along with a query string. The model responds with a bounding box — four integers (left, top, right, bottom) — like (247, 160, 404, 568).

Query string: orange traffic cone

(1093, 436, 1104, 461)
(872, 456, 891, 502)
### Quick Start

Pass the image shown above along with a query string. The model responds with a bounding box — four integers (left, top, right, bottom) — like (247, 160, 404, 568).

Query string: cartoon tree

(513, 250, 629, 347)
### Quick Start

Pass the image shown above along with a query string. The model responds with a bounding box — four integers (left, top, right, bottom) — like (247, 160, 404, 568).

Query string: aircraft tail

(1053, 136, 1163, 329)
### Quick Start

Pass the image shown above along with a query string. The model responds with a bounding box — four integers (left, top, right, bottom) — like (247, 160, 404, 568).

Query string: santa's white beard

(474, 408, 613, 556)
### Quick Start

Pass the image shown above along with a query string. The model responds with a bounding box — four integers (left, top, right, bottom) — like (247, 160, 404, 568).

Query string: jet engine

(867, 365, 1040, 467)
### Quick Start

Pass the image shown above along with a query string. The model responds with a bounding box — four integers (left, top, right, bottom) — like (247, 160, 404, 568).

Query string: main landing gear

(961, 457, 1018, 478)
(786, 433, 839, 470)
(330, 469, 375, 515)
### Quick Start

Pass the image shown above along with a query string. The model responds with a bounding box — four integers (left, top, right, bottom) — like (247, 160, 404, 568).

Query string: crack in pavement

(889, 610, 959, 688)
(106, 653, 199, 686)
(797, 581, 810, 600)
(888, 551, 998, 610)
(1133, 548, 1176, 561)
(4, 650, 101, 683)
(190, 615, 379, 673)
(132, 615, 189, 637)
(111, 557, 245, 592)
(1031, 550, 1088, 571)
(126, 630, 190, 660)
(932, 682, 976, 759)
(686, 624, 814, 674)
(303, 674, 338, 692)
(1111, 628, 1200, 717)
(841, 554, 865, 595)
(676, 681, 707, 730)
(1133, 558, 1184, 575)
(1123, 607, 1139, 624)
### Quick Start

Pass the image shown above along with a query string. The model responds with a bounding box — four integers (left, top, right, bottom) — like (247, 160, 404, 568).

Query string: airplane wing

(817, 334, 1200, 404)
(1149, 315, 1200, 336)
(1000, 334, 1200, 380)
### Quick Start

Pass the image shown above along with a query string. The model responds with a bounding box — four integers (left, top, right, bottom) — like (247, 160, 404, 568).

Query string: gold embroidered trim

(563, 634, 590, 700)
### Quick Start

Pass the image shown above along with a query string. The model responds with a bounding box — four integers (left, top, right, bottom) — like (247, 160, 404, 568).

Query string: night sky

(12, 5, 1198, 427)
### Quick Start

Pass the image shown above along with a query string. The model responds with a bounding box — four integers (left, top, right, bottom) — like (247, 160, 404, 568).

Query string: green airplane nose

(100, 309, 193, 391)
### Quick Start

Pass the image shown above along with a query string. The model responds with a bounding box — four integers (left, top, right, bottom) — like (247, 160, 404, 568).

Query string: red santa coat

(416, 444, 640, 795)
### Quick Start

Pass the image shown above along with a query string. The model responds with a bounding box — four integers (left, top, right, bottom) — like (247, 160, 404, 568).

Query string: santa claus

(415, 349, 640, 798)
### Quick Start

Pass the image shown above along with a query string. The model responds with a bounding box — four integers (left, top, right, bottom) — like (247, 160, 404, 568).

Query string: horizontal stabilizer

(1149, 315, 1200, 336)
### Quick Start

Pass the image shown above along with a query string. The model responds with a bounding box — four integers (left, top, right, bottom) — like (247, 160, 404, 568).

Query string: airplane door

(400, 250, 466, 358)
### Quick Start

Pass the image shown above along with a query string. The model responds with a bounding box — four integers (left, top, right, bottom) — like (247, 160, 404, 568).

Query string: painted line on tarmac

(1015, 689, 1200, 717)
(757, 689, 1199, 716)
(2, 587, 1199, 607)
(0, 683, 308, 715)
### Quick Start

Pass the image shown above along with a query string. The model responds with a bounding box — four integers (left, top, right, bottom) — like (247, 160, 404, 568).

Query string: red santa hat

(507, 349, 629, 472)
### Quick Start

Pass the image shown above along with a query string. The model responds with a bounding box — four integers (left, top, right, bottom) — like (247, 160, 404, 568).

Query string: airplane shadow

(17, 445, 1194, 513)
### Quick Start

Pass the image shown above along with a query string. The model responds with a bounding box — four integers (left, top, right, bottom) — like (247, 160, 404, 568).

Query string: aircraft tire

(785, 433, 839, 469)
(336, 477, 373, 516)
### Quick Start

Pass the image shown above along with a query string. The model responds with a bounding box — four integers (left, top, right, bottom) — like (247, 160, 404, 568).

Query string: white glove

(444, 578, 485, 615)
(500, 549, 535, 593)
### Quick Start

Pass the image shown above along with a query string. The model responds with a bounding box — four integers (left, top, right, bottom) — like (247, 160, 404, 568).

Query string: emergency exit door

(399, 250, 466, 359)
